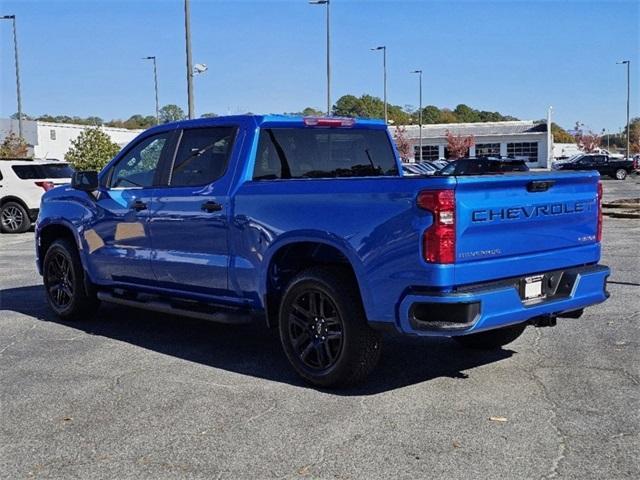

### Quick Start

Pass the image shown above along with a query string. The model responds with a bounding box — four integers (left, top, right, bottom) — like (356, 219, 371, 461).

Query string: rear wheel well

(265, 242, 360, 328)
(38, 224, 78, 271)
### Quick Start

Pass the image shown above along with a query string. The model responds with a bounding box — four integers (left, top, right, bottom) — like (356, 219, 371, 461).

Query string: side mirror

(71, 171, 99, 192)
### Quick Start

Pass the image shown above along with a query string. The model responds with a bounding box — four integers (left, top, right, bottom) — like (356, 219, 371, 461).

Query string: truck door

(147, 126, 238, 297)
(83, 131, 175, 284)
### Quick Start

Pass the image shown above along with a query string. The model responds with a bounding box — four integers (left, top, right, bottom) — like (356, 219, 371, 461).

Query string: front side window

(109, 133, 170, 188)
(170, 127, 236, 187)
(253, 128, 398, 180)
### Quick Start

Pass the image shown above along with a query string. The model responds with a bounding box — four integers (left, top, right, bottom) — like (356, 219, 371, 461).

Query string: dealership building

(391, 120, 552, 168)
(0, 118, 142, 160)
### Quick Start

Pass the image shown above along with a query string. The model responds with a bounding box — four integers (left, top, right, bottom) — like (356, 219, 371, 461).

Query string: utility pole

(143, 56, 160, 124)
(184, 0, 195, 119)
(2, 15, 23, 138)
(371, 46, 387, 123)
(547, 106, 553, 168)
(412, 70, 423, 162)
(310, 0, 331, 115)
(617, 60, 630, 160)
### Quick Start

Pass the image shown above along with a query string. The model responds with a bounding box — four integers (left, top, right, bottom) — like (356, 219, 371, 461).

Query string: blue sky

(1, 0, 638, 131)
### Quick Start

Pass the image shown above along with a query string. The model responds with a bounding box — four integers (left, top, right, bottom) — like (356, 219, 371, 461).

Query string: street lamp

(411, 70, 423, 161)
(142, 56, 160, 125)
(184, 0, 195, 118)
(309, 0, 331, 116)
(371, 46, 387, 123)
(616, 60, 630, 160)
(1, 14, 23, 138)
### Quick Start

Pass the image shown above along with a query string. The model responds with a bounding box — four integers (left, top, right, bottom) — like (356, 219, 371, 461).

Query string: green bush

(65, 127, 121, 171)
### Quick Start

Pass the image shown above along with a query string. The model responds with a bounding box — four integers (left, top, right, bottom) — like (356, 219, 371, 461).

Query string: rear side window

(169, 127, 236, 187)
(11, 163, 75, 179)
(253, 128, 399, 180)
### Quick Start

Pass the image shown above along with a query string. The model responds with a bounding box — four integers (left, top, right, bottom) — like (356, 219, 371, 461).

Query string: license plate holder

(521, 275, 544, 300)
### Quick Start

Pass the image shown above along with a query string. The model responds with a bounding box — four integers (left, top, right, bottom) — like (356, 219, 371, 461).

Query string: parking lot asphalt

(1, 177, 638, 480)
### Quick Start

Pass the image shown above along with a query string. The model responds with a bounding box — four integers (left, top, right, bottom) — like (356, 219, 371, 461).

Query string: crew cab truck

(35, 116, 610, 387)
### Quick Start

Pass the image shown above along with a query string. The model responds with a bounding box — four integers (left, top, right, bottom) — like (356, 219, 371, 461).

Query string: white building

(391, 120, 552, 168)
(0, 119, 142, 160)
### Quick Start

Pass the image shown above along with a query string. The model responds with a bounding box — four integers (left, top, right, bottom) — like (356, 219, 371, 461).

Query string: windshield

(12, 163, 75, 179)
(253, 128, 399, 180)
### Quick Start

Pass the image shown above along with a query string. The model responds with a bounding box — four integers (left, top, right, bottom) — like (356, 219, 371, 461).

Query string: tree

(576, 131, 601, 153)
(445, 131, 474, 159)
(0, 133, 30, 158)
(64, 127, 121, 171)
(438, 109, 458, 124)
(393, 126, 412, 161)
(301, 107, 324, 116)
(200, 112, 218, 118)
(550, 123, 575, 143)
(453, 104, 480, 123)
(421, 105, 441, 124)
(159, 104, 186, 123)
(627, 117, 640, 154)
(10, 112, 32, 121)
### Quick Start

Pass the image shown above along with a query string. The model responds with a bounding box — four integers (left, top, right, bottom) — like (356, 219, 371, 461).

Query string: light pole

(547, 105, 553, 168)
(2, 14, 23, 138)
(371, 46, 387, 123)
(411, 70, 423, 161)
(309, 0, 331, 115)
(142, 56, 160, 125)
(617, 60, 630, 160)
(184, 0, 195, 119)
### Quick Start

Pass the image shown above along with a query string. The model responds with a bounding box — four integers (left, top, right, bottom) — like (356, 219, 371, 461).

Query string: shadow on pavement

(0, 284, 514, 395)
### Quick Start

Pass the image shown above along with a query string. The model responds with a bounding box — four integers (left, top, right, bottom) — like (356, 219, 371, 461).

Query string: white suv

(0, 159, 74, 233)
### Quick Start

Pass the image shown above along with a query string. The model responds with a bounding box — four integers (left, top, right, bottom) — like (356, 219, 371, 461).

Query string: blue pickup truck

(35, 115, 610, 387)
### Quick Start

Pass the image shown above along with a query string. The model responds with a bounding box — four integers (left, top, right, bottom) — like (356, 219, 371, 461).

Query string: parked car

(552, 153, 636, 180)
(35, 115, 609, 387)
(401, 161, 438, 176)
(0, 159, 74, 233)
(437, 157, 529, 176)
(430, 159, 449, 170)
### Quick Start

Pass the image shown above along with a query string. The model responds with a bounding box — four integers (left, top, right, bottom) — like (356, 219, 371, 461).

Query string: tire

(278, 266, 381, 388)
(43, 238, 99, 320)
(1, 201, 31, 233)
(614, 169, 627, 180)
(453, 323, 527, 350)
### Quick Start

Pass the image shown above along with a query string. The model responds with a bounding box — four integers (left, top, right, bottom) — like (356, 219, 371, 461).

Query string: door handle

(131, 200, 148, 211)
(201, 200, 223, 212)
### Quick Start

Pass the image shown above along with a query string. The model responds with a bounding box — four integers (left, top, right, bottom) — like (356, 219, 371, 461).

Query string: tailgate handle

(527, 180, 555, 192)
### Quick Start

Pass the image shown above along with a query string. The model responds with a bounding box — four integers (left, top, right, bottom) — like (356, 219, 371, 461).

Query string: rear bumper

(395, 264, 610, 336)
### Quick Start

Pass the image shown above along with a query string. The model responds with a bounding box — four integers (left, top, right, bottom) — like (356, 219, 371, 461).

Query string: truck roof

(144, 115, 388, 136)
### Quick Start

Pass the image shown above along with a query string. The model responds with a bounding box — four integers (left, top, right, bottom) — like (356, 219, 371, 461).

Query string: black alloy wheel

(42, 239, 99, 319)
(44, 250, 75, 312)
(279, 266, 382, 388)
(288, 289, 344, 371)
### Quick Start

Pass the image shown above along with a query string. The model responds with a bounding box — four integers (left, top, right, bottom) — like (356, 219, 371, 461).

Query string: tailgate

(455, 171, 600, 264)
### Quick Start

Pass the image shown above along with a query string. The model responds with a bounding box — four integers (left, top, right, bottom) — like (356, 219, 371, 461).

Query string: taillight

(35, 181, 55, 192)
(303, 117, 355, 127)
(418, 189, 456, 263)
(596, 181, 603, 242)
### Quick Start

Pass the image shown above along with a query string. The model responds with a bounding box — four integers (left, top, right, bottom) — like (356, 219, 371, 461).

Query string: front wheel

(614, 168, 627, 180)
(43, 239, 99, 320)
(453, 323, 527, 350)
(279, 267, 381, 388)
